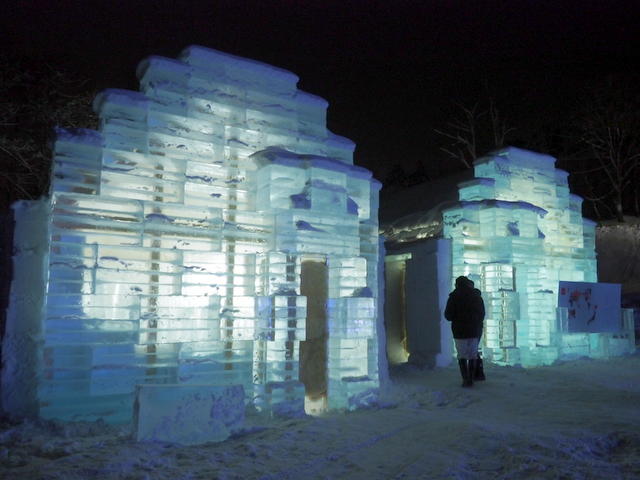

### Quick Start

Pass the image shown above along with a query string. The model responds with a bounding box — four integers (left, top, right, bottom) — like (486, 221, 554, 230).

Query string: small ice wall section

(3, 46, 381, 423)
(442, 147, 599, 366)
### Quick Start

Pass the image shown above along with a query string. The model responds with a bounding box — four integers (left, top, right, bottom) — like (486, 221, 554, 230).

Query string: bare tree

(564, 75, 640, 222)
(0, 54, 98, 212)
(488, 97, 514, 149)
(434, 94, 515, 169)
(434, 102, 482, 169)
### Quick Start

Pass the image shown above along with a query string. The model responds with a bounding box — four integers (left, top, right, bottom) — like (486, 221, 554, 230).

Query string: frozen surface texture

(134, 384, 244, 445)
(2, 46, 381, 425)
(441, 147, 635, 365)
(1, 200, 50, 417)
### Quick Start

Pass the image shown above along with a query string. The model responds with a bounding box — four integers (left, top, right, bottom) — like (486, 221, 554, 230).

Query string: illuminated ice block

(1, 46, 381, 426)
(442, 147, 614, 366)
(134, 384, 245, 444)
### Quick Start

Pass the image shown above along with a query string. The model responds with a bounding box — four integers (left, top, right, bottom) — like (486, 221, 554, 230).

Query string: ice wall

(443, 147, 600, 365)
(3, 46, 381, 423)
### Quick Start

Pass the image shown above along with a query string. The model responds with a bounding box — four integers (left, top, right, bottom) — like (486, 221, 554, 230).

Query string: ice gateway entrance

(2, 46, 382, 426)
(382, 147, 636, 368)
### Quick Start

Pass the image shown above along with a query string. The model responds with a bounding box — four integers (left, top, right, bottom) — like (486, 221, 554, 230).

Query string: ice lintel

(180, 45, 300, 87)
(93, 88, 150, 114)
(474, 146, 557, 169)
(296, 91, 329, 108)
(250, 147, 371, 179)
(250, 146, 326, 166)
(457, 177, 496, 188)
(53, 127, 104, 147)
(136, 55, 193, 81)
(326, 132, 356, 152)
(446, 199, 548, 216)
(310, 158, 370, 179)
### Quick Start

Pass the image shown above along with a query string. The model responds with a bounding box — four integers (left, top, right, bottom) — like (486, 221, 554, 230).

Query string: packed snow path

(2, 354, 639, 479)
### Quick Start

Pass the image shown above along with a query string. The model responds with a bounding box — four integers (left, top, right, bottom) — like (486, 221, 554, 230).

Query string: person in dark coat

(444, 276, 485, 387)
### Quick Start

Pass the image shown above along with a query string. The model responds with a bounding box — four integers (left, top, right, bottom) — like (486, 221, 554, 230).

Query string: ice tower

(2, 46, 381, 425)
(443, 148, 634, 365)
(382, 147, 635, 368)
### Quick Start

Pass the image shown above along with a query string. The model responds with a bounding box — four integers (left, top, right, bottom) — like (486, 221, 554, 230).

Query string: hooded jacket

(444, 279, 485, 339)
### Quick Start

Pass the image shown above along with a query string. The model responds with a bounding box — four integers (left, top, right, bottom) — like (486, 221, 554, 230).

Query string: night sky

(4, 0, 640, 180)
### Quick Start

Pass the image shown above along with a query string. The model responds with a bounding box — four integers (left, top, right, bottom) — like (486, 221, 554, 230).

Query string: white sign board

(558, 282, 621, 333)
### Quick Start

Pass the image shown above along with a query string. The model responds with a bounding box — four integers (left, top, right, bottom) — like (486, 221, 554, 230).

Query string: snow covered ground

(2, 353, 639, 480)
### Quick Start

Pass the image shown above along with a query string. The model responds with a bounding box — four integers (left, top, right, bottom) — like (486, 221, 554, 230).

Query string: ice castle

(2, 46, 382, 431)
(382, 147, 635, 367)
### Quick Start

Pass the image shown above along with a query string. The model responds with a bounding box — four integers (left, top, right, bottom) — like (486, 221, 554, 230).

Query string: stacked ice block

(7, 46, 381, 423)
(443, 147, 598, 366)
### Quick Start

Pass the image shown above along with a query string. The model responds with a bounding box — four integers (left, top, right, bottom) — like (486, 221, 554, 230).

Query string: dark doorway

(299, 256, 328, 414)
(384, 255, 410, 364)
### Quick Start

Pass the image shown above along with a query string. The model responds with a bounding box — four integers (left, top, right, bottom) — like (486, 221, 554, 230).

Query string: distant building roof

(380, 169, 473, 223)
(380, 169, 473, 243)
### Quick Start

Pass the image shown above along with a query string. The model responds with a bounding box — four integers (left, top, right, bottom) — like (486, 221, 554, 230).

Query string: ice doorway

(384, 254, 410, 364)
(299, 256, 328, 415)
(383, 239, 454, 368)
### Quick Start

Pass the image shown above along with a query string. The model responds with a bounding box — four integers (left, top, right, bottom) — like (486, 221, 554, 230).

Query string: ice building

(382, 147, 635, 367)
(2, 46, 382, 429)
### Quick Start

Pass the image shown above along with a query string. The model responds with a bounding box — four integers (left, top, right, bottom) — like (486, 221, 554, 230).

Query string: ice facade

(2, 46, 381, 423)
(442, 147, 635, 365)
